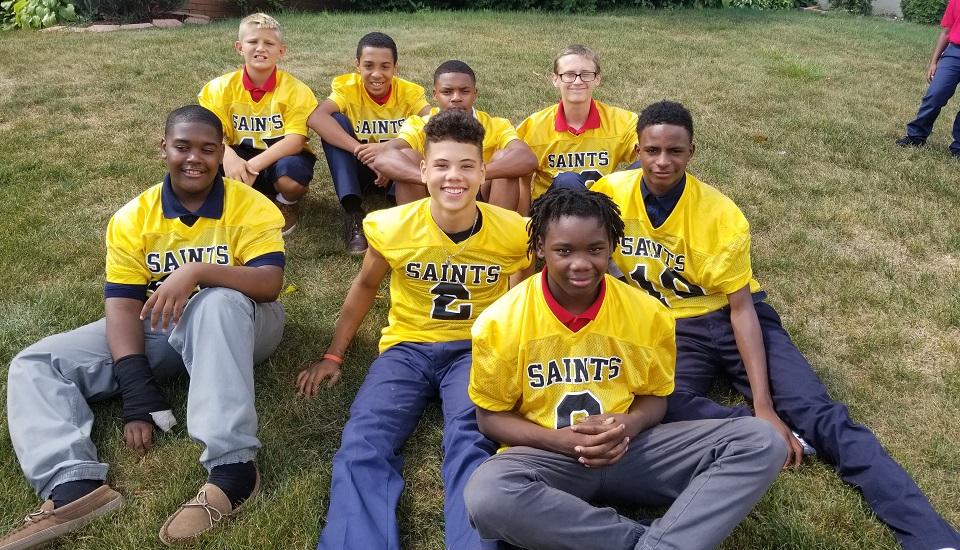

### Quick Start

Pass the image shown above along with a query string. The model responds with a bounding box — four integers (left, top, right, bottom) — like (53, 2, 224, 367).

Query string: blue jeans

(320, 112, 393, 206)
(6, 288, 285, 499)
(317, 340, 497, 550)
(906, 42, 960, 154)
(663, 301, 960, 550)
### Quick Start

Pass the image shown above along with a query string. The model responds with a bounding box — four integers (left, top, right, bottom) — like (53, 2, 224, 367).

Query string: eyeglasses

(557, 71, 598, 83)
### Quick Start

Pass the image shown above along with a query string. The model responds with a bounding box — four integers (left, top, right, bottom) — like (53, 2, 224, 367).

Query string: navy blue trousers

(663, 301, 960, 550)
(906, 42, 960, 154)
(317, 340, 498, 550)
(319, 112, 391, 206)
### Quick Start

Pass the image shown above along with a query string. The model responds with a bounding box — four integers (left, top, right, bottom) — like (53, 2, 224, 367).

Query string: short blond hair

(553, 44, 600, 75)
(238, 13, 282, 41)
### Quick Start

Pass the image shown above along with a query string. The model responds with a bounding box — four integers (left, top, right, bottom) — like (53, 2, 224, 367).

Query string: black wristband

(113, 354, 171, 426)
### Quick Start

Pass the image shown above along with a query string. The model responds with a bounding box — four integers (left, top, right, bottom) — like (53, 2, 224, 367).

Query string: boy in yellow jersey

(464, 187, 785, 550)
(199, 13, 318, 235)
(308, 32, 431, 253)
(295, 110, 529, 550)
(517, 44, 638, 211)
(372, 60, 537, 210)
(1, 106, 286, 549)
(593, 101, 960, 550)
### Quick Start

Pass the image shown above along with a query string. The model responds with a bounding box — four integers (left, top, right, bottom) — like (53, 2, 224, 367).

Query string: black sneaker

(343, 210, 367, 255)
(895, 135, 926, 147)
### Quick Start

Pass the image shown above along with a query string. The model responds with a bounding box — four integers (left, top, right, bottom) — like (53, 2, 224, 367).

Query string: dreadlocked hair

(526, 187, 625, 257)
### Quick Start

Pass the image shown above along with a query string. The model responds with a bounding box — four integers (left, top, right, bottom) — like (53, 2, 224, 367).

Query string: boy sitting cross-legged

(308, 32, 431, 253)
(593, 100, 960, 550)
(1, 105, 286, 549)
(199, 12, 319, 235)
(296, 109, 530, 550)
(464, 187, 786, 550)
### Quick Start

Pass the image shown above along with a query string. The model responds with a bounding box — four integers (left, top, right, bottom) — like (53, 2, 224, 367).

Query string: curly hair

(527, 187, 624, 257)
(423, 109, 485, 155)
(637, 100, 694, 142)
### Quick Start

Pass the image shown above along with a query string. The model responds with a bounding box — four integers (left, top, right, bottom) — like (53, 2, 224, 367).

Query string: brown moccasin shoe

(0, 485, 124, 550)
(158, 471, 261, 546)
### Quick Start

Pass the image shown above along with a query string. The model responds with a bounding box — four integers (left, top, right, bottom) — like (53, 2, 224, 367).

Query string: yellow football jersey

(364, 199, 531, 352)
(397, 108, 520, 162)
(198, 69, 318, 152)
(517, 100, 638, 199)
(105, 176, 285, 300)
(593, 169, 762, 319)
(470, 273, 675, 446)
(328, 73, 430, 144)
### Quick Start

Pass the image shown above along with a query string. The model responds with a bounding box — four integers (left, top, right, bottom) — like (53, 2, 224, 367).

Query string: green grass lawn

(1, 8, 959, 549)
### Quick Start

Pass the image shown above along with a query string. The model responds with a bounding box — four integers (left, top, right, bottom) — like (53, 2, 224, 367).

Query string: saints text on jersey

(355, 118, 407, 138)
(146, 245, 231, 274)
(404, 262, 502, 285)
(547, 151, 610, 170)
(620, 236, 686, 271)
(528, 356, 623, 389)
(233, 113, 284, 133)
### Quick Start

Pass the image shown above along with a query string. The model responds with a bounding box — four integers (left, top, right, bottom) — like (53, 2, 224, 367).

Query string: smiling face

(433, 72, 477, 113)
(421, 140, 484, 216)
(161, 121, 224, 202)
(538, 215, 611, 310)
(356, 46, 396, 99)
(235, 26, 285, 74)
(551, 54, 601, 105)
(636, 123, 695, 192)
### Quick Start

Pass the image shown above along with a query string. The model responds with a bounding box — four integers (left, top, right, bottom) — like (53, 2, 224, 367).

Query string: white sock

(276, 193, 298, 205)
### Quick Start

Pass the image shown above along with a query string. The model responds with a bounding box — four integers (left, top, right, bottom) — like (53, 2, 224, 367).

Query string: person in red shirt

(896, 0, 960, 158)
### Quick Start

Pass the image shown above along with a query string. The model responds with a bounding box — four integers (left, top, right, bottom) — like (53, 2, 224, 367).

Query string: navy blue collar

(641, 174, 686, 205)
(161, 174, 225, 220)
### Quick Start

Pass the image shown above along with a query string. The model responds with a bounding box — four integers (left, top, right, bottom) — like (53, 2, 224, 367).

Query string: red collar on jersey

(541, 267, 606, 333)
(369, 84, 393, 106)
(554, 100, 601, 136)
(242, 66, 277, 103)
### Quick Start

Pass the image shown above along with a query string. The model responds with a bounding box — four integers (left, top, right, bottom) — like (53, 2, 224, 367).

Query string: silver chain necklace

(441, 208, 480, 268)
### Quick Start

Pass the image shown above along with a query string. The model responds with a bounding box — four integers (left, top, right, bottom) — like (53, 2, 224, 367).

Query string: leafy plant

(72, 0, 183, 21)
(830, 0, 872, 14)
(901, 0, 946, 23)
(1, 0, 77, 30)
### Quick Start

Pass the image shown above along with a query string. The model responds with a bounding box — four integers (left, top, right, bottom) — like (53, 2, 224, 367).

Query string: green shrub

(1, 0, 77, 29)
(830, 0, 871, 14)
(72, 0, 184, 21)
(901, 0, 946, 23)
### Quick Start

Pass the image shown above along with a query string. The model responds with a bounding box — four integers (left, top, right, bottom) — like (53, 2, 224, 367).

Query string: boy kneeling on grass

(296, 109, 530, 550)
(1, 105, 286, 549)
(464, 187, 786, 550)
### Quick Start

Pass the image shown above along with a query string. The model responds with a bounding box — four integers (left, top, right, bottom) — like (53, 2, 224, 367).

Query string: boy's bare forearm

(728, 287, 773, 411)
(476, 408, 572, 455)
(105, 297, 146, 359)
(484, 141, 538, 180)
(247, 135, 306, 174)
(308, 102, 361, 152)
(326, 248, 391, 356)
(191, 263, 284, 303)
(372, 147, 423, 185)
(931, 29, 950, 65)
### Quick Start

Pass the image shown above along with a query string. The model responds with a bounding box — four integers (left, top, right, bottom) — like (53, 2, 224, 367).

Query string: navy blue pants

(228, 145, 315, 196)
(663, 301, 960, 550)
(320, 112, 392, 207)
(906, 42, 960, 155)
(317, 340, 498, 550)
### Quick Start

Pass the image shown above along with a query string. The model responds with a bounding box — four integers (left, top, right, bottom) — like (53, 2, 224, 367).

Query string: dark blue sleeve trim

(105, 283, 148, 301)
(245, 251, 286, 268)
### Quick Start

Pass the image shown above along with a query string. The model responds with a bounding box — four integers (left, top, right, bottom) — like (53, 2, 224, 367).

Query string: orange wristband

(323, 353, 343, 365)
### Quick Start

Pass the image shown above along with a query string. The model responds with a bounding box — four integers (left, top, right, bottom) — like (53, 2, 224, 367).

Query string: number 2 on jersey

(430, 282, 472, 320)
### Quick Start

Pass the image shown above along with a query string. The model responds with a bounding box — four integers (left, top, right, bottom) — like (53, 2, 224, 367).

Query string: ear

(420, 158, 428, 185)
(550, 72, 561, 90)
(689, 142, 696, 158)
(535, 237, 545, 260)
(354, 58, 361, 72)
(160, 138, 168, 160)
(278, 43, 287, 58)
(215, 141, 225, 164)
(633, 142, 641, 163)
(234, 40, 243, 56)
(594, 72, 602, 87)
(432, 85, 440, 103)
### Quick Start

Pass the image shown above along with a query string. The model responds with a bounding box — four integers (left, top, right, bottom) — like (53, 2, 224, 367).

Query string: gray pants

(6, 288, 284, 499)
(464, 417, 786, 550)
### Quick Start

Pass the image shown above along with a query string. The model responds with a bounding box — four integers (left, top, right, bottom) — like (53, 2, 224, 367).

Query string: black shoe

(895, 135, 926, 147)
(343, 210, 367, 255)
